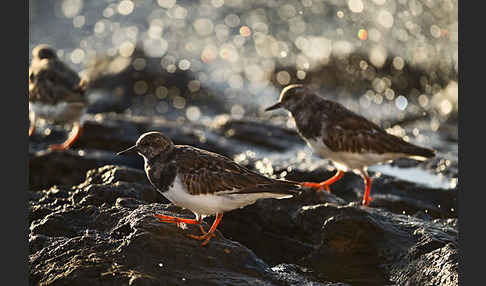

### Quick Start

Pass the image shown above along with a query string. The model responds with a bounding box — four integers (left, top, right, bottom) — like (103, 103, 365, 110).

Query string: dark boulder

(29, 164, 457, 285)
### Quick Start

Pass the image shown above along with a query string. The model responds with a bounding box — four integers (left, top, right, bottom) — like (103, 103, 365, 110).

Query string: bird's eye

(29, 72, 35, 83)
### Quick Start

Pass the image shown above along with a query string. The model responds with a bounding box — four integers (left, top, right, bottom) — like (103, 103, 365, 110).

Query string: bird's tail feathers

(405, 145, 435, 160)
(235, 180, 302, 197)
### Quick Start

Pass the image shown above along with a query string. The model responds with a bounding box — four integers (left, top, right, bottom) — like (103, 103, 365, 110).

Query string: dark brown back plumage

(320, 101, 434, 157)
(279, 86, 435, 158)
(174, 146, 302, 196)
(135, 132, 302, 197)
(29, 44, 87, 105)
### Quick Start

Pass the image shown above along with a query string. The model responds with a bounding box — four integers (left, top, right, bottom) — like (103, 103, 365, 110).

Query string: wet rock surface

(29, 110, 458, 285)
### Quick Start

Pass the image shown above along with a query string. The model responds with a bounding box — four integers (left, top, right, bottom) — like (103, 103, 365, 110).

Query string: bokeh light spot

(62, 0, 83, 18)
(377, 10, 394, 28)
(224, 14, 240, 28)
(133, 81, 149, 95)
(201, 45, 217, 63)
(276, 71, 291, 85)
(157, 0, 176, 9)
(70, 48, 85, 64)
(393, 57, 405, 70)
(430, 25, 441, 38)
(348, 0, 364, 13)
(178, 59, 191, 70)
(188, 80, 201, 93)
(193, 18, 214, 36)
(358, 29, 367, 40)
(239, 26, 251, 37)
(172, 96, 186, 109)
(186, 106, 201, 121)
(155, 86, 169, 99)
(118, 0, 134, 15)
(297, 70, 306, 80)
(132, 58, 146, 71)
(72, 15, 85, 28)
(369, 45, 387, 68)
(395, 95, 408, 110)
(211, 0, 224, 8)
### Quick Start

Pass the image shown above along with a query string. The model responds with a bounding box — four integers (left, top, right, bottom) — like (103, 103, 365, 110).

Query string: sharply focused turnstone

(265, 84, 435, 206)
(29, 44, 88, 150)
(117, 131, 302, 246)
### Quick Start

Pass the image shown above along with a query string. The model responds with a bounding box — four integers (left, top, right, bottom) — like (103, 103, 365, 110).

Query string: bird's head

(32, 44, 57, 60)
(117, 132, 174, 160)
(265, 84, 310, 113)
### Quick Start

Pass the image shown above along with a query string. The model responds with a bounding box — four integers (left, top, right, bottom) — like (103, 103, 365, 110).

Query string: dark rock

(29, 166, 342, 286)
(297, 205, 458, 286)
(29, 149, 118, 191)
(29, 165, 458, 285)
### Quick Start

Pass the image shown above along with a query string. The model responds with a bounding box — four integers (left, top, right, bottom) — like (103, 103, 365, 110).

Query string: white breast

(305, 138, 408, 173)
(30, 102, 85, 124)
(162, 176, 292, 216)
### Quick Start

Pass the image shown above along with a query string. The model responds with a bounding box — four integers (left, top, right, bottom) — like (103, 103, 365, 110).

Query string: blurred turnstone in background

(29, 44, 88, 150)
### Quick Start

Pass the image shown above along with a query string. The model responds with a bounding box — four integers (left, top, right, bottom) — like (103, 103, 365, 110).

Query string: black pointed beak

(116, 145, 137, 156)
(264, 102, 282, 111)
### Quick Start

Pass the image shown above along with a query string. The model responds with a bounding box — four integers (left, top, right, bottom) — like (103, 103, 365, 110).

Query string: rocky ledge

(29, 113, 458, 286)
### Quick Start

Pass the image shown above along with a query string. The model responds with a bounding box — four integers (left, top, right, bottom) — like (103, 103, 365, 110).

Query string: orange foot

(189, 213, 223, 246)
(300, 170, 345, 193)
(154, 213, 223, 246)
(48, 124, 83, 151)
(301, 181, 331, 192)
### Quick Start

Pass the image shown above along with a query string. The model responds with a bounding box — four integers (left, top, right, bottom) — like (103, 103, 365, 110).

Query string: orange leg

(154, 213, 201, 228)
(188, 213, 223, 246)
(155, 214, 217, 245)
(29, 114, 36, 137)
(361, 176, 373, 206)
(158, 214, 208, 234)
(49, 123, 83, 151)
(300, 170, 344, 192)
(29, 124, 36, 137)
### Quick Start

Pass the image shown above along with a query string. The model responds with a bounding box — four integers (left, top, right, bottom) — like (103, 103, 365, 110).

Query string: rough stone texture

(29, 152, 458, 285)
(29, 165, 350, 286)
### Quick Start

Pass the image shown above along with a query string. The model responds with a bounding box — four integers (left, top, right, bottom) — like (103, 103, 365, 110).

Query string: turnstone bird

(265, 84, 435, 206)
(117, 131, 302, 246)
(29, 44, 88, 150)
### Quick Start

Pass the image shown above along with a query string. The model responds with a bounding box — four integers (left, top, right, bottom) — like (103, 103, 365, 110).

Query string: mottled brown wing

(175, 146, 301, 196)
(323, 102, 434, 157)
(29, 58, 86, 105)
